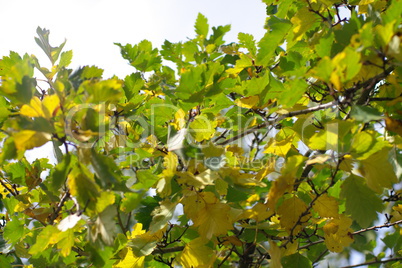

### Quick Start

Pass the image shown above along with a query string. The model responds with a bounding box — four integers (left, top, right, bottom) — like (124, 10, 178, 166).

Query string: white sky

(0, 0, 267, 78)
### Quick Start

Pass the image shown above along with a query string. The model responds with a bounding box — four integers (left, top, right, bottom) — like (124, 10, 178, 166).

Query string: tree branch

(0, 177, 17, 197)
(49, 191, 70, 225)
(341, 256, 402, 268)
(299, 219, 402, 250)
(217, 101, 339, 146)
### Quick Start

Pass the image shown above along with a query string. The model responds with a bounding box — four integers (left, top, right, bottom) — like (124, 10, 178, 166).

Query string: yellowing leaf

(359, 148, 398, 193)
(189, 116, 217, 142)
(234, 95, 259, 108)
(202, 142, 224, 158)
(323, 214, 354, 253)
(385, 116, 402, 136)
(312, 194, 339, 218)
(56, 229, 75, 257)
(128, 223, 161, 257)
(176, 238, 215, 268)
(13, 130, 51, 151)
(266, 175, 294, 211)
(277, 196, 310, 235)
(266, 155, 306, 210)
(67, 165, 101, 213)
(291, 7, 318, 41)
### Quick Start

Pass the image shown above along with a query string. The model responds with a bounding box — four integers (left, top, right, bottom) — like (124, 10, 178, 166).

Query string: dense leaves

(1, 1, 402, 267)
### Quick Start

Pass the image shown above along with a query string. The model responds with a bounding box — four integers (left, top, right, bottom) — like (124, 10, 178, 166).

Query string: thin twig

(299, 219, 402, 250)
(341, 257, 402, 268)
(49, 191, 70, 225)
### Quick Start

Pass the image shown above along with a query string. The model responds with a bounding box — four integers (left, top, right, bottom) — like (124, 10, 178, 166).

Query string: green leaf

(350, 130, 386, 160)
(0, 255, 12, 268)
(115, 40, 162, 72)
(91, 205, 116, 245)
(123, 72, 145, 101)
(209, 24, 231, 47)
(281, 253, 312, 268)
(195, 13, 209, 37)
(238, 33, 257, 56)
(256, 17, 292, 66)
(136, 169, 159, 189)
(3, 217, 25, 245)
(81, 65, 104, 79)
(50, 153, 72, 191)
(350, 105, 383, 123)
(266, 4, 278, 15)
(59, 50, 73, 69)
(90, 150, 127, 191)
(135, 196, 161, 230)
(341, 175, 384, 227)
(35, 27, 66, 65)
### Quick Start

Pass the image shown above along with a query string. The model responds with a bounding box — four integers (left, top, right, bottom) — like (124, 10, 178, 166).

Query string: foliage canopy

(1, 1, 402, 267)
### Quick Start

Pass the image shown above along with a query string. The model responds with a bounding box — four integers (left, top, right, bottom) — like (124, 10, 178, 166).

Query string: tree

(0, 0, 402, 267)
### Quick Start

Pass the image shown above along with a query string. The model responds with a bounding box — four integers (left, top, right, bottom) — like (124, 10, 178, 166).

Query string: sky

(0, 0, 267, 78)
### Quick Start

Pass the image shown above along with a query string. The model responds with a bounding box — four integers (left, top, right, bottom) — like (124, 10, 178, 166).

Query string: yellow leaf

(96, 191, 116, 214)
(13, 130, 51, 151)
(175, 237, 215, 268)
(20, 95, 60, 119)
(359, 148, 398, 193)
(114, 248, 145, 268)
(291, 7, 318, 41)
(241, 202, 274, 221)
(193, 202, 233, 240)
(222, 235, 243, 246)
(277, 196, 310, 235)
(171, 108, 186, 130)
(20, 97, 44, 117)
(266, 155, 306, 210)
(391, 204, 402, 222)
(323, 214, 354, 252)
(306, 155, 330, 165)
(42, 94, 60, 118)
(234, 95, 259, 109)
(163, 152, 178, 171)
(264, 136, 293, 157)
(312, 194, 339, 218)
(181, 190, 207, 222)
(268, 241, 283, 268)
(177, 169, 217, 188)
